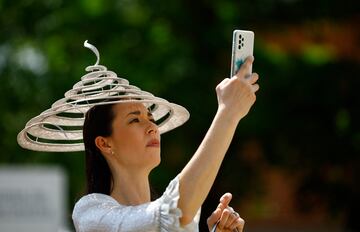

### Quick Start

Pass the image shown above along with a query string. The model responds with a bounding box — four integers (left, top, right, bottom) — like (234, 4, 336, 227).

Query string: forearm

(178, 108, 239, 225)
(177, 56, 259, 226)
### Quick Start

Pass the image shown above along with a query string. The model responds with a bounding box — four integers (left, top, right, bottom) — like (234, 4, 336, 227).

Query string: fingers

(206, 208, 222, 231)
(252, 83, 260, 93)
(248, 73, 259, 84)
(235, 56, 254, 79)
(217, 207, 232, 230)
(231, 216, 245, 232)
(233, 56, 259, 90)
(208, 193, 234, 231)
(209, 193, 245, 231)
(217, 207, 245, 231)
(248, 73, 259, 93)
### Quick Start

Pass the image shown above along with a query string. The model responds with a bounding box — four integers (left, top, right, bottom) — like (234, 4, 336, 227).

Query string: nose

(146, 121, 158, 135)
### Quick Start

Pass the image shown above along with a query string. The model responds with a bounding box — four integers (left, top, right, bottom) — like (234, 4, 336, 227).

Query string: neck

(110, 167, 151, 206)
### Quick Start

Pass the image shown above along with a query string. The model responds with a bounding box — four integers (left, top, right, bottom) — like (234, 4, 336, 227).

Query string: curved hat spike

(84, 40, 100, 66)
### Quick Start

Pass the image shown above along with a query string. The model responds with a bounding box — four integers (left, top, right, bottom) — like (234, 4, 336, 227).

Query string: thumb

(207, 208, 222, 230)
(218, 192, 232, 211)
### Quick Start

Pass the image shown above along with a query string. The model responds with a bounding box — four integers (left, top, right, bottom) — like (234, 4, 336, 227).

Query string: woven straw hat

(17, 41, 190, 152)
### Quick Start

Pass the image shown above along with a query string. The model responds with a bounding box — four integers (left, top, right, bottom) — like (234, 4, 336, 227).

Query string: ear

(95, 136, 112, 157)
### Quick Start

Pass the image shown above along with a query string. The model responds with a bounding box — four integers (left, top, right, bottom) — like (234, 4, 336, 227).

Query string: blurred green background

(0, 0, 359, 231)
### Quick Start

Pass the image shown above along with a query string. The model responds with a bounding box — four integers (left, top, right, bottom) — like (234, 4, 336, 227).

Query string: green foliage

(0, 0, 359, 230)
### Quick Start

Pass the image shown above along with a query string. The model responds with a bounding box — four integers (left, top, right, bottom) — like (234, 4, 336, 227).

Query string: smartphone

(230, 30, 254, 77)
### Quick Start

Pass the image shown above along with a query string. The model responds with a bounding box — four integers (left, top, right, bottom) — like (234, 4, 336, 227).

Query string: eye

(129, 118, 140, 124)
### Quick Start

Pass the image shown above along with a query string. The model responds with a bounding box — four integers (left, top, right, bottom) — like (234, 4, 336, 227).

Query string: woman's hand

(215, 56, 259, 123)
(207, 193, 245, 232)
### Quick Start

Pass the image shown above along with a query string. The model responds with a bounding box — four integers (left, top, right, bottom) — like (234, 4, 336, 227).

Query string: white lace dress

(72, 176, 201, 232)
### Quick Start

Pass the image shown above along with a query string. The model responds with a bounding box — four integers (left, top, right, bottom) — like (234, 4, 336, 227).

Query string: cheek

(113, 129, 144, 154)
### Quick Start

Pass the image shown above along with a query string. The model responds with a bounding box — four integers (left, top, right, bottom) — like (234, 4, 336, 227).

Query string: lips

(146, 139, 160, 147)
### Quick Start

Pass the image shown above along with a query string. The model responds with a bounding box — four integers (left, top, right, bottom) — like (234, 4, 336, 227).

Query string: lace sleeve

(158, 175, 201, 232)
(72, 176, 201, 232)
(72, 194, 160, 232)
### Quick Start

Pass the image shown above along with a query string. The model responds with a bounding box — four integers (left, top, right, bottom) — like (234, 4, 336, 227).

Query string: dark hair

(83, 103, 116, 194)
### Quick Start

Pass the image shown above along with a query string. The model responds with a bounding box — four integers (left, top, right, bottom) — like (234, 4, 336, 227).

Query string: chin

(145, 151, 161, 170)
(143, 151, 161, 170)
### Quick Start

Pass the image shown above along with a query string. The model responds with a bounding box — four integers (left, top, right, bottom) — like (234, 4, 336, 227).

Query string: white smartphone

(230, 30, 254, 77)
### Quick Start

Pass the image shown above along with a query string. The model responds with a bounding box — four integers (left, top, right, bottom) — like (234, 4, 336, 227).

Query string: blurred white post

(0, 166, 68, 232)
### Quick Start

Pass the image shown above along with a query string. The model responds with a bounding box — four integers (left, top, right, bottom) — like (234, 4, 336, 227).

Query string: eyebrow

(126, 111, 153, 117)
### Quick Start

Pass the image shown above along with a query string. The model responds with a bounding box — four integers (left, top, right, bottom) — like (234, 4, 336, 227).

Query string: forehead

(112, 102, 149, 117)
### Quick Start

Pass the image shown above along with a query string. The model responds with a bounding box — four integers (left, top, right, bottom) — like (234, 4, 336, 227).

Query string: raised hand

(215, 56, 259, 123)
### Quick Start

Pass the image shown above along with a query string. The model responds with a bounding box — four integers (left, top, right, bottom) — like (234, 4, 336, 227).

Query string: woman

(72, 56, 259, 232)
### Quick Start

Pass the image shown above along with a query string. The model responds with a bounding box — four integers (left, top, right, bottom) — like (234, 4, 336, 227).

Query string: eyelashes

(129, 118, 156, 124)
(129, 118, 140, 124)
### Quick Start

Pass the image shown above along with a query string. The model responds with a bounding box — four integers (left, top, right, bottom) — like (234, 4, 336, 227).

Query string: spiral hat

(17, 41, 190, 152)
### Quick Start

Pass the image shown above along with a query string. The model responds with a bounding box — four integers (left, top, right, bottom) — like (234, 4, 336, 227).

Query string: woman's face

(107, 102, 161, 171)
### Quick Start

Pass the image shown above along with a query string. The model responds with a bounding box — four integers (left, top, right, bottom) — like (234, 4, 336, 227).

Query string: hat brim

(17, 65, 190, 152)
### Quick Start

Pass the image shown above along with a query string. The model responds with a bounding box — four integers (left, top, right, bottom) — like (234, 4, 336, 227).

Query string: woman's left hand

(207, 193, 245, 232)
